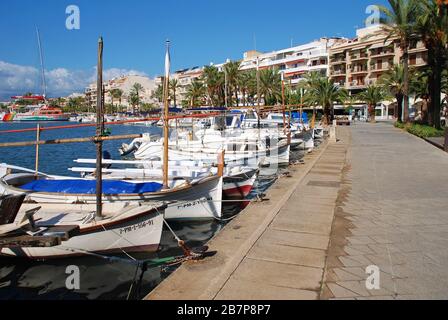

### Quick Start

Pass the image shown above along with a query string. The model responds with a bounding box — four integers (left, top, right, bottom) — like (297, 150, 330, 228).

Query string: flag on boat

(165, 40, 171, 78)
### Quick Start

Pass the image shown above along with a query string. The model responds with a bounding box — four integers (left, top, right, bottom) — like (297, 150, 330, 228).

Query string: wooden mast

(95, 37, 104, 219)
(162, 40, 171, 189)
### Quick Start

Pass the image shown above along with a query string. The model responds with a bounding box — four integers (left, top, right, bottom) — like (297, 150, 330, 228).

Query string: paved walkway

(322, 123, 448, 300)
(147, 136, 349, 300)
(146, 123, 448, 300)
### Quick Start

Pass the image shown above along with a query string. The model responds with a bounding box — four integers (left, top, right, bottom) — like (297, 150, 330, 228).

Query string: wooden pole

(282, 80, 286, 129)
(35, 124, 41, 176)
(163, 40, 171, 189)
(96, 37, 104, 219)
(217, 150, 225, 177)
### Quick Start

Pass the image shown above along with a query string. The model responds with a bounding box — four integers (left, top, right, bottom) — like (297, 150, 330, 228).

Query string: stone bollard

(330, 120, 337, 143)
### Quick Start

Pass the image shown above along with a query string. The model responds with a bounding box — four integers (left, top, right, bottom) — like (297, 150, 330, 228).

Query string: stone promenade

(146, 123, 448, 300)
(323, 123, 448, 300)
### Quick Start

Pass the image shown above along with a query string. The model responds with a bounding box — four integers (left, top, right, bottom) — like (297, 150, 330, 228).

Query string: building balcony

(408, 46, 427, 53)
(330, 59, 347, 65)
(370, 64, 392, 72)
(331, 70, 347, 76)
(370, 51, 395, 58)
(350, 54, 369, 61)
(350, 69, 368, 75)
(349, 81, 367, 89)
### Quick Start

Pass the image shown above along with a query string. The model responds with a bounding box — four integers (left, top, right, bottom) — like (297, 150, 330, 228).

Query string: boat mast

(36, 27, 47, 100)
(95, 37, 104, 219)
(162, 40, 171, 189)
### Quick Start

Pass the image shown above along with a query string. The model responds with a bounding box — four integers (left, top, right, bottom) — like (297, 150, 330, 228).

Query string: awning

(286, 59, 305, 65)
(285, 71, 305, 77)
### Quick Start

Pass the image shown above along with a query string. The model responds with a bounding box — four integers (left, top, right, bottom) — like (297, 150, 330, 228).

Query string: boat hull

(0, 206, 163, 259)
(0, 176, 223, 221)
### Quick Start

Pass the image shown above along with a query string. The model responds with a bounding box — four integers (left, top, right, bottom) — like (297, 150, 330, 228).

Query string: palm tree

(202, 66, 224, 107)
(306, 77, 347, 125)
(236, 71, 252, 107)
(151, 84, 164, 104)
(259, 68, 282, 106)
(379, 0, 419, 123)
(299, 71, 328, 118)
(415, 0, 448, 128)
(379, 64, 406, 121)
(129, 83, 144, 113)
(110, 88, 123, 114)
(185, 79, 206, 107)
(224, 61, 241, 107)
(357, 85, 387, 123)
(128, 92, 140, 114)
(169, 79, 180, 107)
(410, 70, 431, 123)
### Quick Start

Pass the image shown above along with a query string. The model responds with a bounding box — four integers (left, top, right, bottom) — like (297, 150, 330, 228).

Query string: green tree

(411, 70, 431, 123)
(415, 0, 448, 128)
(110, 88, 124, 113)
(379, 64, 407, 122)
(129, 83, 144, 113)
(169, 79, 180, 107)
(151, 84, 164, 104)
(224, 60, 241, 107)
(128, 92, 140, 114)
(379, 0, 419, 123)
(357, 85, 387, 123)
(202, 66, 225, 107)
(259, 68, 282, 106)
(185, 79, 206, 107)
(304, 76, 347, 125)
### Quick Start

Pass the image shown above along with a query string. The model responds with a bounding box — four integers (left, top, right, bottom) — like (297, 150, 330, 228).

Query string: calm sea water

(0, 121, 305, 300)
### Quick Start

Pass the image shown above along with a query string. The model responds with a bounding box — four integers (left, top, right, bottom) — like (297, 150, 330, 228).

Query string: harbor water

(0, 121, 306, 300)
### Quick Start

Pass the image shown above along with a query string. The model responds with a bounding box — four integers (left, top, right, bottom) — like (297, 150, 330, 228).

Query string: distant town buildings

(79, 24, 429, 112)
(85, 74, 157, 111)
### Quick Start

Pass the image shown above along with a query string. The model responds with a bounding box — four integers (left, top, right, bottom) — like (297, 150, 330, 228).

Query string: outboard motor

(102, 151, 112, 169)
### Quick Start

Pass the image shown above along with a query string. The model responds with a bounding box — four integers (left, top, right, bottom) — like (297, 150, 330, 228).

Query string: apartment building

(240, 38, 346, 87)
(153, 38, 347, 107)
(329, 25, 428, 95)
(85, 75, 157, 111)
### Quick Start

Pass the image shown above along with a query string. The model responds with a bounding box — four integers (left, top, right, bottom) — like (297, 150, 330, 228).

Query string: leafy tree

(185, 79, 206, 107)
(259, 68, 282, 106)
(379, 0, 420, 123)
(110, 88, 124, 113)
(169, 79, 180, 107)
(379, 64, 407, 122)
(303, 75, 348, 124)
(415, 0, 448, 128)
(357, 85, 388, 123)
(151, 84, 164, 104)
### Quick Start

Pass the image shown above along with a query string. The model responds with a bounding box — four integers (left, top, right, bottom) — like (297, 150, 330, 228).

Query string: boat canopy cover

(20, 179, 163, 194)
(291, 112, 309, 122)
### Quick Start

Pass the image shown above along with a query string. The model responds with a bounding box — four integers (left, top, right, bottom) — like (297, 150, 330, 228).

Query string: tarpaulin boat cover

(20, 179, 163, 195)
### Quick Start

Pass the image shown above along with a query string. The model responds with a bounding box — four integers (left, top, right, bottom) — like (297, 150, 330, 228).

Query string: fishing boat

(0, 164, 223, 221)
(0, 194, 166, 259)
(69, 159, 258, 200)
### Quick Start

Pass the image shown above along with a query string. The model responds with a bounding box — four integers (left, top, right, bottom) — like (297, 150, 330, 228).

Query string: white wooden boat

(70, 160, 258, 200)
(0, 164, 223, 221)
(0, 198, 166, 259)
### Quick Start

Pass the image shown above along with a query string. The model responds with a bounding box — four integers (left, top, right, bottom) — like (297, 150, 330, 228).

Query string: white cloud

(0, 60, 148, 100)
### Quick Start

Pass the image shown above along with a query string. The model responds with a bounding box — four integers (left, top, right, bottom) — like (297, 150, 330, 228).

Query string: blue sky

(0, 0, 389, 99)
